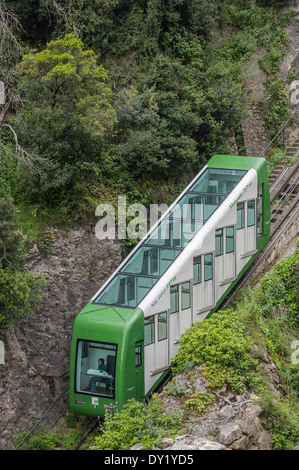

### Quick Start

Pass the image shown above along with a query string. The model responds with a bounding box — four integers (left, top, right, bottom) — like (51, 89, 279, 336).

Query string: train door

(236, 202, 246, 261)
(246, 200, 256, 252)
(144, 316, 156, 393)
(192, 253, 214, 315)
(155, 312, 168, 369)
(215, 226, 235, 302)
(144, 313, 169, 393)
(224, 226, 235, 279)
(135, 342, 144, 399)
(169, 284, 180, 361)
(203, 253, 214, 309)
(179, 281, 192, 337)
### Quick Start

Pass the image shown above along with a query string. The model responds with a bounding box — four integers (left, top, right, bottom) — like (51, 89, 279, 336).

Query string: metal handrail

(259, 105, 299, 158)
(14, 386, 69, 450)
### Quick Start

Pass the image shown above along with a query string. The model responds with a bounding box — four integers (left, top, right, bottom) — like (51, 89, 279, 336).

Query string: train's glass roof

(93, 167, 247, 308)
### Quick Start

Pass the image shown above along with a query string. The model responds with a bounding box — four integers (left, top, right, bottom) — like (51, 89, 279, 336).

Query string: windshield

(75, 340, 117, 398)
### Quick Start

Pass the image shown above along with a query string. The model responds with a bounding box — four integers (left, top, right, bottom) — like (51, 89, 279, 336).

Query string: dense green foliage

(233, 246, 299, 450)
(10, 34, 116, 202)
(90, 397, 182, 450)
(0, 0, 295, 224)
(0, 264, 45, 331)
(258, 249, 299, 327)
(174, 309, 260, 393)
(14, 428, 63, 451)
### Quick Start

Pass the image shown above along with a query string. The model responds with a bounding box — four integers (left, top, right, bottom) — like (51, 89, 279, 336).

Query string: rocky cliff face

(145, 368, 273, 451)
(0, 226, 122, 450)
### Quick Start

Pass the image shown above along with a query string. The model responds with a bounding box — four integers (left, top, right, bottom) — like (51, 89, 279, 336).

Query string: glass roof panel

(189, 168, 246, 194)
(143, 217, 204, 248)
(120, 246, 181, 277)
(93, 274, 158, 308)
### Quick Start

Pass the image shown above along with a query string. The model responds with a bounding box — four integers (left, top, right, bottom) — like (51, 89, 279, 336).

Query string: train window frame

(144, 316, 155, 346)
(226, 226, 235, 253)
(135, 344, 142, 367)
(204, 253, 213, 281)
(257, 184, 263, 236)
(193, 256, 202, 285)
(181, 281, 191, 310)
(75, 339, 117, 399)
(170, 284, 179, 313)
(237, 202, 245, 229)
(93, 273, 159, 309)
(215, 229, 224, 256)
(158, 312, 167, 341)
(247, 200, 256, 227)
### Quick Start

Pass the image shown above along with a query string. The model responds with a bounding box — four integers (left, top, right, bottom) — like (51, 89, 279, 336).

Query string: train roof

(88, 155, 266, 313)
(207, 154, 267, 171)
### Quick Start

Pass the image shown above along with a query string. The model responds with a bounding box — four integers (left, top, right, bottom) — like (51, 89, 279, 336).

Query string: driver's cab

(75, 340, 117, 398)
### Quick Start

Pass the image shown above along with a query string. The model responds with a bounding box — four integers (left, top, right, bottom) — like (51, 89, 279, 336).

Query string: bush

(257, 248, 299, 326)
(259, 393, 299, 450)
(174, 309, 259, 393)
(90, 397, 182, 450)
(0, 265, 46, 333)
(14, 428, 62, 450)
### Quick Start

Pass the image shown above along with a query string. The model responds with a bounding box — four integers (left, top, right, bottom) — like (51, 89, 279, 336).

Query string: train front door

(155, 311, 168, 371)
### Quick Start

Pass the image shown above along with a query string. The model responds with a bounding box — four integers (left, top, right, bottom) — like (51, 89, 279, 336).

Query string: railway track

(74, 417, 100, 450)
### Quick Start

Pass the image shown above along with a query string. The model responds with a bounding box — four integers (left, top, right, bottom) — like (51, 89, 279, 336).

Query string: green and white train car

(69, 155, 270, 417)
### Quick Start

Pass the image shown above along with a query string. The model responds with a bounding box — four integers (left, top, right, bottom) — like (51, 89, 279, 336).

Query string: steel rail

(271, 175, 299, 221)
(14, 386, 69, 450)
(259, 106, 299, 158)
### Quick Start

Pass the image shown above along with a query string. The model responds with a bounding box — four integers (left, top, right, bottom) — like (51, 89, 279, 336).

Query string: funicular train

(69, 154, 270, 417)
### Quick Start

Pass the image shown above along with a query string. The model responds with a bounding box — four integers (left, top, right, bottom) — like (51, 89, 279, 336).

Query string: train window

(75, 340, 117, 398)
(143, 168, 246, 250)
(135, 345, 142, 367)
(158, 312, 167, 341)
(120, 246, 181, 277)
(189, 168, 246, 195)
(181, 282, 191, 310)
(215, 229, 223, 256)
(204, 253, 213, 281)
(226, 226, 234, 253)
(247, 200, 256, 227)
(193, 256, 202, 284)
(94, 273, 159, 308)
(237, 203, 245, 229)
(144, 316, 155, 346)
(170, 285, 179, 313)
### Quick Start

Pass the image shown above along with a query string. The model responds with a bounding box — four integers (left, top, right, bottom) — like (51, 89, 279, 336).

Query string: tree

(10, 33, 116, 196)
(0, 265, 46, 332)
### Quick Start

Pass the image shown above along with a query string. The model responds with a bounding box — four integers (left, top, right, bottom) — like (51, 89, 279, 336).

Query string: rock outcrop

(135, 368, 273, 451)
